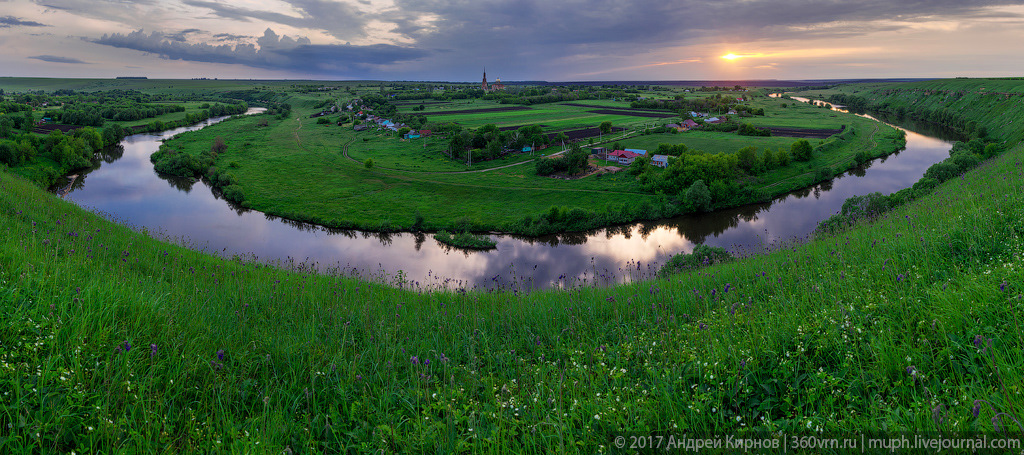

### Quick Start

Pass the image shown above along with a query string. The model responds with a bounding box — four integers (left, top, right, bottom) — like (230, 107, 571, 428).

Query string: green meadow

(1, 79, 1023, 452)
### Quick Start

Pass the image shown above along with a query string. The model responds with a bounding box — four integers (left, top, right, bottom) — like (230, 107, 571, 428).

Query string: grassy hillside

(2, 79, 1023, 453)
(3, 91, 1024, 453)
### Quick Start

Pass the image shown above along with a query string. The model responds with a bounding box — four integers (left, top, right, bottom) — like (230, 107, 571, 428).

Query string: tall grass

(1, 134, 1022, 452)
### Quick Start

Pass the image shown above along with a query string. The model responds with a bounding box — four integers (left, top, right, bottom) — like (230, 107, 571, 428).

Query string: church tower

(482, 68, 489, 91)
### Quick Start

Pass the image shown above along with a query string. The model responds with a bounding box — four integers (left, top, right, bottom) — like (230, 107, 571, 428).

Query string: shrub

(658, 244, 733, 277)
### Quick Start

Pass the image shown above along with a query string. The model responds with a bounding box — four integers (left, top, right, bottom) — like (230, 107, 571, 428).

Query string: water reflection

(55, 108, 955, 291)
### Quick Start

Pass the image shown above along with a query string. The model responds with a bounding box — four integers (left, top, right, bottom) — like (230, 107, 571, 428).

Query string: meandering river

(55, 107, 957, 291)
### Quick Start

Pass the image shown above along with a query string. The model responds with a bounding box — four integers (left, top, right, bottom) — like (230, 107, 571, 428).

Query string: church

(482, 69, 505, 91)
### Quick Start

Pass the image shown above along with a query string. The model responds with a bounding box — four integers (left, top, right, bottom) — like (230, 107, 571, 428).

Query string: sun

(722, 53, 741, 60)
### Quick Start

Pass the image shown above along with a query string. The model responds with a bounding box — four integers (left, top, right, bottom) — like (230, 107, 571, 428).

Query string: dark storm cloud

(213, 33, 248, 42)
(182, 0, 367, 41)
(29, 54, 89, 63)
(91, 28, 429, 74)
(0, 16, 50, 27)
(387, 0, 1024, 50)
(167, 28, 202, 42)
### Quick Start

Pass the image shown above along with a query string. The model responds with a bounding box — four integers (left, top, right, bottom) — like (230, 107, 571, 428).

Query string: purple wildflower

(411, 356, 419, 365)
(1000, 281, 1007, 292)
(424, 358, 430, 366)
(123, 341, 131, 352)
(217, 349, 225, 361)
(973, 335, 984, 348)
(150, 344, 158, 358)
(972, 401, 982, 419)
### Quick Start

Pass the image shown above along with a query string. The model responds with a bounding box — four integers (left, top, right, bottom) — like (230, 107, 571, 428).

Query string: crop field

(767, 126, 844, 138)
(417, 106, 534, 116)
(585, 108, 679, 118)
(418, 102, 660, 130)
(616, 131, 802, 155)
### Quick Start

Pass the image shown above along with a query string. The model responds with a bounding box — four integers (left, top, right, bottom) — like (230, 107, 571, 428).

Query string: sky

(2, 0, 1024, 82)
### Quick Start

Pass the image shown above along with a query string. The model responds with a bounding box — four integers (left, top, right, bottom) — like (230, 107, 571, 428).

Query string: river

(55, 107, 957, 291)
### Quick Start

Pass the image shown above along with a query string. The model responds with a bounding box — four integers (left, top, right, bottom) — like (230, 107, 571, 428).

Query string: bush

(658, 244, 733, 277)
(686, 180, 712, 212)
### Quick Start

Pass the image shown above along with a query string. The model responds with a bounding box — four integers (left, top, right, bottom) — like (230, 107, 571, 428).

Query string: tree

(790, 139, 813, 161)
(364, 158, 374, 169)
(0, 116, 13, 139)
(599, 121, 613, 134)
(212, 136, 228, 155)
(736, 146, 759, 173)
(686, 180, 712, 212)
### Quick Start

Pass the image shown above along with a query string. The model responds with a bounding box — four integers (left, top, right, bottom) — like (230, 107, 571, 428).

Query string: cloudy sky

(2, 0, 1024, 82)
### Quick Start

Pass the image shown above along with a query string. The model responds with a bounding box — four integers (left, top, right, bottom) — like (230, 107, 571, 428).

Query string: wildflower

(973, 335, 984, 348)
(972, 401, 982, 419)
(411, 356, 419, 364)
(123, 341, 131, 352)
(424, 358, 430, 366)
(150, 344, 157, 358)
(906, 366, 918, 380)
(217, 349, 225, 361)
(1000, 281, 1007, 292)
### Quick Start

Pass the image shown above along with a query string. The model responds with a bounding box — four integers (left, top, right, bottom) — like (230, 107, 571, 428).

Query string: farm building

(608, 150, 640, 165)
(419, 129, 432, 137)
(624, 148, 647, 156)
(666, 123, 681, 130)
(682, 119, 700, 130)
(652, 155, 670, 168)
(591, 147, 608, 159)
(354, 124, 368, 131)
(404, 133, 421, 139)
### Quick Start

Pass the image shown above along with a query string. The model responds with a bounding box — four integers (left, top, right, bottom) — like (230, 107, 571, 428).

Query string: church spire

(482, 67, 489, 91)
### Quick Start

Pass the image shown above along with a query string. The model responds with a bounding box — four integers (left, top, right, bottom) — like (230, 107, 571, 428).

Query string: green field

(1, 79, 1022, 452)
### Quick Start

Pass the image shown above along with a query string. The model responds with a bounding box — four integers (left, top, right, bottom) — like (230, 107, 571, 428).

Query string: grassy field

(1, 88, 1022, 453)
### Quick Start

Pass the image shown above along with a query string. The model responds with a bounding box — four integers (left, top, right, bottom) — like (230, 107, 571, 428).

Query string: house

(727, 109, 738, 115)
(419, 129, 432, 137)
(590, 147, 608, 159)
(624, 148, 647, 156)
(681, 119, 700, 130)
(705, 117, 722, 124)
(353, 124, 368, 131)
(522, 146, 533, 152)
(651, 154, 670, 168)
(666, 123, 681, 130)
(404, 133, 421, 139)
(608, 150, 640, 165)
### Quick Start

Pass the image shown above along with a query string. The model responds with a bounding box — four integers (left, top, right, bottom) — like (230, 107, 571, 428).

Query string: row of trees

(535, 143, 589, 176)
(0, 127, 105, 172)
(446, 124, 551, 162)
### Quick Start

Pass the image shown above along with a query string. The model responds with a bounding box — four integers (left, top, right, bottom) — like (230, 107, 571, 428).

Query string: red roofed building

(608, 149, 640, 165)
